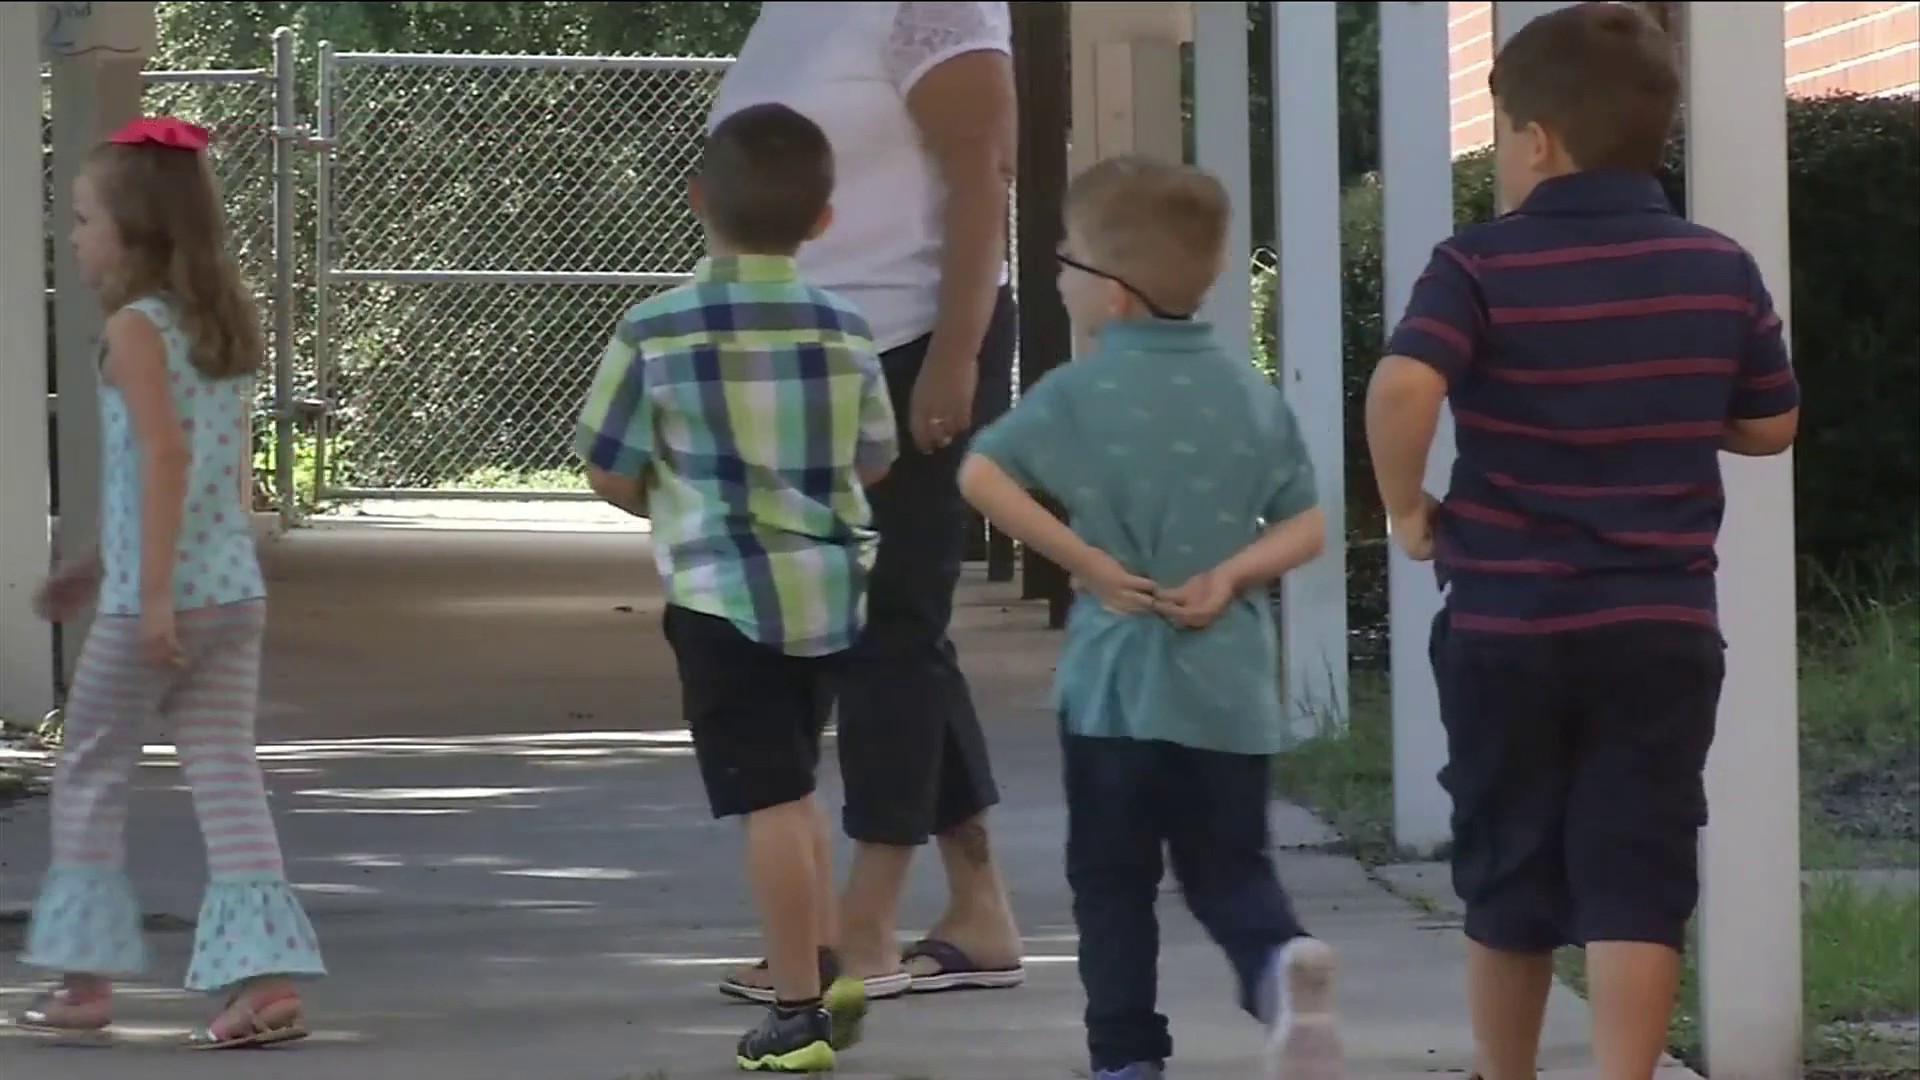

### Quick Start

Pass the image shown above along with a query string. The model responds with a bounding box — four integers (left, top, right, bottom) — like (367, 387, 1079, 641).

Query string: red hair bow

(108, 116, 210, 153)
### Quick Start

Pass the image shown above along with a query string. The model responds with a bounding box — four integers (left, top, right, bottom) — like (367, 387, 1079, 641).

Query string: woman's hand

(905, 44, 1016, 455)
(910, 353, 979, 452)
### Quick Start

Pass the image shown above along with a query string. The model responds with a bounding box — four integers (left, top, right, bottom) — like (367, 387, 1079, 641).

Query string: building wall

(1448, 2, 1497, 156)
(1449, 1, 1920, 157)
(1785, 1, 1919, 99)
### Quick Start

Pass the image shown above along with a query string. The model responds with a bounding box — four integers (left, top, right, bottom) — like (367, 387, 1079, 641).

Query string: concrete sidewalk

(0, 525, 1696, 1078)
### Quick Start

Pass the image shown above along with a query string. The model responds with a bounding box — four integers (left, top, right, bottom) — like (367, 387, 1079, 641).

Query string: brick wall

(1448, 2, 1497, 156)
(1448, 1, 1920, 157)
(1785, 1, 1919, 99)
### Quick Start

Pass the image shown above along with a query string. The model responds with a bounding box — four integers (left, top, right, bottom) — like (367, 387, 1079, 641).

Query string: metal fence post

(271, 27, 297, 528)
(1012, 3, 1073, 624)
(312, 41, 334, 505)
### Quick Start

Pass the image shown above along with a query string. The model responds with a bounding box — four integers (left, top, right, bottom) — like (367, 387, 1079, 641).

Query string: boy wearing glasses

(958, 155, 1345, 1080)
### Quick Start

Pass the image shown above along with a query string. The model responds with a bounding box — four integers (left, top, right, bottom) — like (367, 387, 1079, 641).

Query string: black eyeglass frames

(1055, 251, 1191, 321)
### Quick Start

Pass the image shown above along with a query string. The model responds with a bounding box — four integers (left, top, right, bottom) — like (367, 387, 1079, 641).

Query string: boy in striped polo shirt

(574, 102, 897, 1073)
(1365, 6, 1801, 1079)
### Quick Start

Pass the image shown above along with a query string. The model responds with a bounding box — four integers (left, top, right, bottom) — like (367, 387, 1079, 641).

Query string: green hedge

(1289, 93, 1919, 616)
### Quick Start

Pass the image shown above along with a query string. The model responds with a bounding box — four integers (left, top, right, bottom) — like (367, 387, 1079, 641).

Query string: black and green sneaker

(736, 1005, 834, 1073)
(823, 975, 869, 1052)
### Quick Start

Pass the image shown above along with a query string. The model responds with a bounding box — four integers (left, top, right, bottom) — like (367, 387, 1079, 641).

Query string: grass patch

(442, 465, 591, 493)
(1273, 582, 1919, 1070)
(1277, 595, 1919, 872)
(1554, 878, 1920, 1070)
(1798, 582, 1920, 870)
(1271, 671, 1398, 863)
(1805, 879, 1920, 1026)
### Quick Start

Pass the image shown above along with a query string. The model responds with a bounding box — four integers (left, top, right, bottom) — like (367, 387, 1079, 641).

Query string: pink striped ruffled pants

(53, 599, 286, 881)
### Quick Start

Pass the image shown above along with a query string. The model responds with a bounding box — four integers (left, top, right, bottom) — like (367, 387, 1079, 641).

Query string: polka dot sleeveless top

(96, 297, 266, 617)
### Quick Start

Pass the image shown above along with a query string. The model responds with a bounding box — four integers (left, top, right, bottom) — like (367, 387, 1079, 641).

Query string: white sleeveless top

(708, 1, 1013, 354)
(97, 297, 265, 616)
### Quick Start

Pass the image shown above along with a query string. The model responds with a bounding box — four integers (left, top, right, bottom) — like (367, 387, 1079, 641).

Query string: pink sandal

(186, 987, 309, 1050)
(14, 985, 113, 1041)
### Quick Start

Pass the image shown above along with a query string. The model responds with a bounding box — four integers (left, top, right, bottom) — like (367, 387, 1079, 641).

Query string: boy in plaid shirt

(574, 103, 897, 1073)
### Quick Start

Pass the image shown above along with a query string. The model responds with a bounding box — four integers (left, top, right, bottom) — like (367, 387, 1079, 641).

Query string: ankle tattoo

(942, 821, 993, 868)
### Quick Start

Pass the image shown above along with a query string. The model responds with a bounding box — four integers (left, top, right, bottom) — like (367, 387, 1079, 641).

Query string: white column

(1379, 0, 1576, 854)
(1068, 3, 1190, 174)
(1271, 1, 1349, 743)
(47, 5, 149, 675)
(1375, 0, 1573, 851)
(1193, 1, 1252, 364)
(1, 7, 53, 724)
(1380, 0, 1457, 853)
(1686, 3, 1804, 1074)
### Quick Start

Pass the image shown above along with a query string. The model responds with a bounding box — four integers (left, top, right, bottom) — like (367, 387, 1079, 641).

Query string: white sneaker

(1264, 937, 1344, 1080)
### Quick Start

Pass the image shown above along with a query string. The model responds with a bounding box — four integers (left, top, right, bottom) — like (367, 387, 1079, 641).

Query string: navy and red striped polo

(1386, 169, 1801, 635)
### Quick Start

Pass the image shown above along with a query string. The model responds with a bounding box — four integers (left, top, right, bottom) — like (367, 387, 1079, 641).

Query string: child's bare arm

(1724, 253, 1801, 457)
(1159, 506, 1327, 631)
(1724, 411, 1798, 456)
(586, 467, 650, 518)
(574, 312, 657, 518)
(1367, 242, 1482, 558)
(1161, 393, 1326, 630)
(960, 369, 1156, 613)
(1366, 355, 1448, 526)
(1217, 507, 1327, 592)
(103, 308, 188, 608)
(959, 454, 1102, 581)
(960, 453, 1156, 612)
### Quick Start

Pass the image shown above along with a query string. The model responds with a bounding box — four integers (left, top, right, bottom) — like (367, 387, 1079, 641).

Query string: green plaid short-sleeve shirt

(575, 255, 899, 656)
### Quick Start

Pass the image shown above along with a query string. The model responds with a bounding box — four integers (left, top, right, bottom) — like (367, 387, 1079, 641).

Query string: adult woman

(706, 1, 1027, 1001)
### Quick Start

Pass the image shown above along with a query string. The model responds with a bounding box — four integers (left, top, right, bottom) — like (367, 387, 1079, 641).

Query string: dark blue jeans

(1062, 729, 1308, 1070)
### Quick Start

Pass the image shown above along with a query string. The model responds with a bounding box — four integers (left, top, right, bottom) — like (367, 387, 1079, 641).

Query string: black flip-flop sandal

(901, 938, 1027, 994)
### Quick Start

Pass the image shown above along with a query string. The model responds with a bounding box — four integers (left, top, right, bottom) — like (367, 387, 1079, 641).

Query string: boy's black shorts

(664, 605, 838, 820)
(1430, 611, 1725, 953)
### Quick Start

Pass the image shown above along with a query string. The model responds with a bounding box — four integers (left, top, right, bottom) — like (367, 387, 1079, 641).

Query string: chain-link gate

(311, 49, 731, 501)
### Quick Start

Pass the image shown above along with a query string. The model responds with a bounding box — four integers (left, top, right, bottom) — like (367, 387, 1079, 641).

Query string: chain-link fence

(1250, 245, 1279, 378)
(41, 48, 298, 522)
(39, 70, 280, 350)
(313, 50, 730, 500)
(141, 71, 281, 317)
